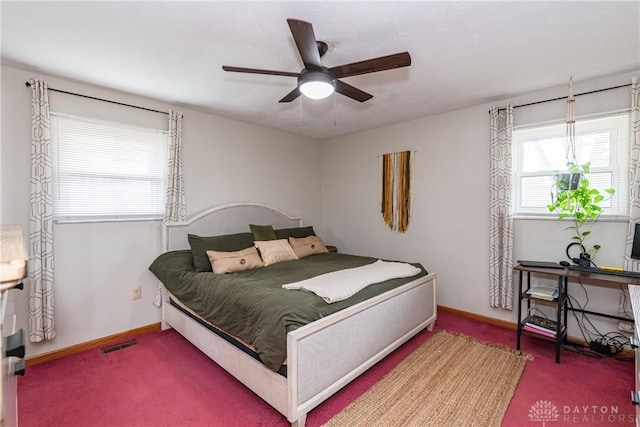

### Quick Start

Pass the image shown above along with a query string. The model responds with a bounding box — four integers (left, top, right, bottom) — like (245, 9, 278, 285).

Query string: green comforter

(149, 251, 426, 371)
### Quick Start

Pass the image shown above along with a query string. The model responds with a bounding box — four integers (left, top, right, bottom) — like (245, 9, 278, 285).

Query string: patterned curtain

(619, 78, 640, 327)
(156, 109, 186, 307)
(28, 78, 56, 342)
(489, 105, 514, 310)
(164, 109, 186, 222)
(380, 151, 414, 233)
(624, 78, 640, 271)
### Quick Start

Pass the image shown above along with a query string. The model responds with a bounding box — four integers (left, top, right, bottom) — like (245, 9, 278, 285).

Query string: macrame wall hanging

(379, 150, 414, 232)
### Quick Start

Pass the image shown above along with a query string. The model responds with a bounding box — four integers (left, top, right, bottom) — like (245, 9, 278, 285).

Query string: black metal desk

(515, 265, 639, 363)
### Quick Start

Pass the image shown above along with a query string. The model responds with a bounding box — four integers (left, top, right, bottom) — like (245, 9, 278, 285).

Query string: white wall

(320, 104, 491, 312)
(320, 70, 639, 339)
(3, 62, 638, 358)
(1, 65, 321, 358)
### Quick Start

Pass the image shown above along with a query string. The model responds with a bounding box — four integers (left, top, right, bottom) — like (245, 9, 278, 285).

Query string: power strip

(589, 340, 612, 355)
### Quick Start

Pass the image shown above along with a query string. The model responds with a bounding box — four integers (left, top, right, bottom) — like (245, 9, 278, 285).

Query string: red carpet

(19, 311, 635, 426)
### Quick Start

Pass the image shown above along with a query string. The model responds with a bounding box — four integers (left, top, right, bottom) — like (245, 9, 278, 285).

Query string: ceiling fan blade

(222, 65, 299, 78)
(287, 19, 322, 70)
(335, 80, 373, 103)
(279, 87, 301, 103)
(329, 52, 411, 79)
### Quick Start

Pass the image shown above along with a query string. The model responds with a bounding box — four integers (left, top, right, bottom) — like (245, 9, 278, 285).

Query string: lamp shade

(298, 71, 335, 100)
(1, 225, 27, 284)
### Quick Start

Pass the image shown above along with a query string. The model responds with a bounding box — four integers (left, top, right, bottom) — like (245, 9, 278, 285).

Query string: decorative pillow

(288, 235, 329, 259)
(254, 239, 298, 266)
(207, 246, 264, 274)
(274, 226, 316, 240)
(188, 233, 255, 272)
(250, 224, 277, 241)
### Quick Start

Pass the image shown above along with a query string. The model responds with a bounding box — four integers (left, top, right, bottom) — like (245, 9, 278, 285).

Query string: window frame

(512, 111, 630, 220)
(50, 112, 169, 223)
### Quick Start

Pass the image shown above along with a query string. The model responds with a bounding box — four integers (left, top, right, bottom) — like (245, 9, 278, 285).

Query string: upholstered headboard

(163, 203, 303, 251)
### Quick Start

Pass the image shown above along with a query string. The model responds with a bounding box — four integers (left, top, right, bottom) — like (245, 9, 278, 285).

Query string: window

(50, 113, 168, 221)
(513, 112, 629, 218)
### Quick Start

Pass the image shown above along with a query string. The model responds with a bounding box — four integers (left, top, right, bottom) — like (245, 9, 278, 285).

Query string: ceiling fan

(222, 18, 411, 103)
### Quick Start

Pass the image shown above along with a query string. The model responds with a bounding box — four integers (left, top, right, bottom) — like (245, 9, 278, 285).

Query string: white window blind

(50, 113, 168, 221)
(513, 112, 629, 217)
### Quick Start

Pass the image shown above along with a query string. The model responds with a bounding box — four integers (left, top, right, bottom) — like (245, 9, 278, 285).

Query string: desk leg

(563, 276, 568, 345)
(554, 275, 564, 364)
(517, 270, 524, 350)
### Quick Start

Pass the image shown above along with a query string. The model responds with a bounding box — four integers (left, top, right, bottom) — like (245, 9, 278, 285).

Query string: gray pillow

(274, 226, 316, 240)
(188, 232, 255, 272)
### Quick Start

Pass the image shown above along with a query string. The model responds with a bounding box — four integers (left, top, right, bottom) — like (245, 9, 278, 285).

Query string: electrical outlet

(131, 287, 142, 300)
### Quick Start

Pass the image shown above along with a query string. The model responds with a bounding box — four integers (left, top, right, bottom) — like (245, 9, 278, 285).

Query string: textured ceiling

(2, 1, 639, 140)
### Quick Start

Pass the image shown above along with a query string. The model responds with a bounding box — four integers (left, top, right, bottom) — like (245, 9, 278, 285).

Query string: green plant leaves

(548, 161, 615, 258)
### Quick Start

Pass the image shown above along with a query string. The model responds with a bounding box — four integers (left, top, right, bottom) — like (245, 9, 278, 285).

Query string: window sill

(513, 214, 628, 223)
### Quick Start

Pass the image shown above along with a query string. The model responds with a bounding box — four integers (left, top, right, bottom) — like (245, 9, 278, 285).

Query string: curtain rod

(25, 81, 168, 115)
(491, 83, 632, 113)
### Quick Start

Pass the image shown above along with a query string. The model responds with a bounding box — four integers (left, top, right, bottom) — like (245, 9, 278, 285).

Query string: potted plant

(547, 161, 615, 266)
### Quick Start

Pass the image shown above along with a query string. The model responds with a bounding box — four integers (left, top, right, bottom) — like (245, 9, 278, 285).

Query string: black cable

(567, 294, 596, 342)
(570, 282, 603, 339)
(620, 285, 635, 319)
(567, 280, 634, 360)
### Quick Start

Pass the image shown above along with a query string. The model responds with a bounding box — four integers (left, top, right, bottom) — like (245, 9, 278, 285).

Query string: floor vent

(102, 340, 137, 354)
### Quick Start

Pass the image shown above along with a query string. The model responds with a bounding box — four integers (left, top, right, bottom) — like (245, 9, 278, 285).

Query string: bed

(152, 202, 437, 427)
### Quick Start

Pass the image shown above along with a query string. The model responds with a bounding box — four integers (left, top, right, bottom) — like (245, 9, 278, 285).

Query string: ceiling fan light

(300, 81, 334, 99)
(299, 71, 335, 100)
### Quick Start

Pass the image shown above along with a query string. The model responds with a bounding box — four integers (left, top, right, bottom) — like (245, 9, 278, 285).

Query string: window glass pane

(522, 137, 566, 172)
(575, 132, 610, 168)
(520, 175, 555, 208)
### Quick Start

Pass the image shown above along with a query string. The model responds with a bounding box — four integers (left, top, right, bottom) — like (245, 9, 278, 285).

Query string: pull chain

(333, 92, 337, 127)
(298, 96, 303, 135)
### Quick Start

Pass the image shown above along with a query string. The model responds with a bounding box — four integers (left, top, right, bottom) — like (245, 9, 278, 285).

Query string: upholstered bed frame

(161, 202, 437, 427)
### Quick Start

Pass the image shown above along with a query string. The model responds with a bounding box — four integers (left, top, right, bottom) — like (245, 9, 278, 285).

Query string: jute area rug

(322, 331, 533, 427)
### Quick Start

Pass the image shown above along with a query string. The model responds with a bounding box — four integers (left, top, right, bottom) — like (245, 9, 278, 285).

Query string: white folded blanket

(282, 259, 421, 303)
